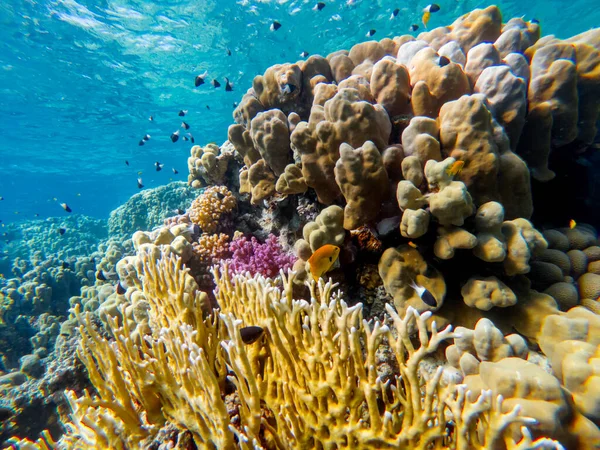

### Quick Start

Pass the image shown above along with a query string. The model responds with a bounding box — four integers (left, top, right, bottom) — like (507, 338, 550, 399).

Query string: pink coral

(224, 234, 295, 279)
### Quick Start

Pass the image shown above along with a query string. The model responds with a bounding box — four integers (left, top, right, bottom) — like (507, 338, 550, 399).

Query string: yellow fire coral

(59, 251, 558, 449)
(188, 186, 236, 234)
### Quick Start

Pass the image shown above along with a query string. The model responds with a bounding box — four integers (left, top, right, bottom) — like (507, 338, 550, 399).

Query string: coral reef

(187, 143, 233, 188)
(188, 185, 237, 234)
(0, 216, 107, 275)
(57, 253, 557, 449)
(3, 5, 600, 448)
(108, 182, 197, 239)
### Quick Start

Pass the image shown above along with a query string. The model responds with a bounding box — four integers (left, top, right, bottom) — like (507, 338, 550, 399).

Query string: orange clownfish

(446, 160, 465, 177)
(308, 244, 341, 282)
(569, 219, 577, 229)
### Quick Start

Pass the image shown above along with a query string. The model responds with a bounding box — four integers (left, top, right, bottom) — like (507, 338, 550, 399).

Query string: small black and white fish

(60, 203, 72, 213)
(116, 282, 126, 295)
(96, 270, 107, 281)
(62, 261, 70, 269)
(390, 8, 399, 19)
(138, 139, 145, 146)
(212, 79, 221, 88)
(366, 29, 376, 37)
(232, 102, 238, 108)
(410, 280, 437, 307)
(300, 50, 309, 58)
(155, 161, 164, 172)
(0, 196, 3, 201)
(188, 133, 195, 144)
(125, 160, 130, 166)
(270, 20, 282, 31)
(183, 136, 189, 141)
(282, 83, 297, 94)
(178, 110, 188, 117)
(148, 115, 154, 121)
(409, 24, 419, 32)
(313, 2, 325, 11)
(225, 77, 233, 91)
(195, 70, 208, 87)
(173, 208, 185, 215)
(137, 177, 144, 189)
(206, 105, 211, 110)
(181, 121, 190, 130)
(439, 55, 451, 67)
(226, 48, 232, 56)
(424, 3, 440, 13)
(171, 130, 180, 143)
(143, 134, 151, 141)
(172, 168, 179, 174)
(58, 228, 66, 235)
(240, 326, 264, 344)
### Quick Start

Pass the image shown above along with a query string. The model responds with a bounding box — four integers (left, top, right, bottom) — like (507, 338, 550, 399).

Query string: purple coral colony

(1, 4, 600, 449)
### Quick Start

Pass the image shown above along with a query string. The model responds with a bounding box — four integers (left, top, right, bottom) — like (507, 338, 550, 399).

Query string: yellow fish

(308, 244, 341, 282)
(569, 219, 577, 229)
(422, 10, 431, 28)
(446, 160, 464, 177)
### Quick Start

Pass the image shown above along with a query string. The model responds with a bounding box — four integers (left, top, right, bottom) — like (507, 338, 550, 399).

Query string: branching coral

(61, 251, 230, 449)
(58, 252, 557, 449)
(223, 234, 296, 279)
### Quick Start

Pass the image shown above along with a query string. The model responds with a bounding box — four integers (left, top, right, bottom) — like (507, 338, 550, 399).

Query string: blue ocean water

(0, 0, 598, 223)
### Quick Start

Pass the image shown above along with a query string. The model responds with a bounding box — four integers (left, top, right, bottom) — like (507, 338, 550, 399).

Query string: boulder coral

(378, 245, 446, 315)
(215, 3, 599, 235)
(334, 141, 389, 230)
(187, 143, 231, 188)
